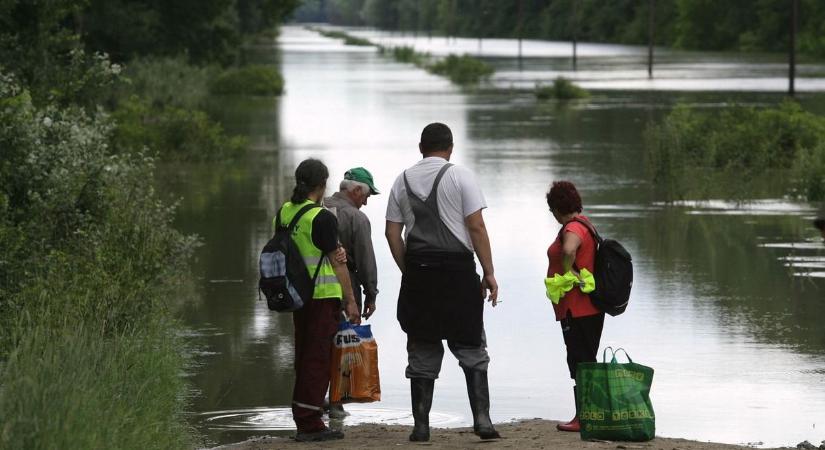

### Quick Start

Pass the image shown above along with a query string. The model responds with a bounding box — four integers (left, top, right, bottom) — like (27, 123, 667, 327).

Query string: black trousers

(560, 311, 605, 380)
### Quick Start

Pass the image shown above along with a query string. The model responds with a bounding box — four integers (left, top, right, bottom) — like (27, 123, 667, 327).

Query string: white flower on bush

(42, 117, 53, 127)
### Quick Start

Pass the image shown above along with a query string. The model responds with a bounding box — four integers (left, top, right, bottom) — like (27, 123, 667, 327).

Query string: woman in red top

(546, 181, 604, 433)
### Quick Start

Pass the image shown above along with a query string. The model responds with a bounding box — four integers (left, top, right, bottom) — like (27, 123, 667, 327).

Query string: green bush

(536, 77, 590, 100)
(116, 57, 218, 110)
(112, 96, 247, 161)
(392, 46, 425, 65)
(427, 54, 494, 85)
(645, 100, 825, 201)
(209, 65, 285, 96)
(0, 72, 196, 448)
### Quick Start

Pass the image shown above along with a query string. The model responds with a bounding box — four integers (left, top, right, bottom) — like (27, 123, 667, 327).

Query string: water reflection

(172, 26, 825, 448)
(197, 406, 460, 431)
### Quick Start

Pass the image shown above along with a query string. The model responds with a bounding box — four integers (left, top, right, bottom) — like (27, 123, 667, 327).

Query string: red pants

(291, 298, 341, 432)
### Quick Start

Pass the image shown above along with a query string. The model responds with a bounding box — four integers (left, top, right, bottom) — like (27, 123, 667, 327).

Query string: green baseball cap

(344, 167, 380, 195)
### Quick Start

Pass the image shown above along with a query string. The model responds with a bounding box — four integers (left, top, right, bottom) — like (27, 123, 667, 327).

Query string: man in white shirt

(385, 122, 500, 442)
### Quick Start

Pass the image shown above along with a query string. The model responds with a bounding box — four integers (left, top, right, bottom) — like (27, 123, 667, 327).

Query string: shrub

(115, 57, 218, 110)
(392, 46, 423, 64)
(209, 65, 285, 96)
(0, 72, 196, 448)
(112, 96, 246, 162)
(427, 54, 494, 85)
(645, 100, 825, 201)
(537, 77, 589, 100)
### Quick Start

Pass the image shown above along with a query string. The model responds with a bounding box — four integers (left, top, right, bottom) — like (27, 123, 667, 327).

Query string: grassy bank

(380, 44, 494, 85)
(308, 29, 494, 86)
(0, 70, 197, 448)
(645, 100, 825, 201)
(313, 28, 374, 46)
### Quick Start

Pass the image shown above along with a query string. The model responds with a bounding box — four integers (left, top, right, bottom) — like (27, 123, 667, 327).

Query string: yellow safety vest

(275, 200, 343, 300)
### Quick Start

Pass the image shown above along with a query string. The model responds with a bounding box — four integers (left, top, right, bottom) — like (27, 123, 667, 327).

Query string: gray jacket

(324, 192, 379, 302)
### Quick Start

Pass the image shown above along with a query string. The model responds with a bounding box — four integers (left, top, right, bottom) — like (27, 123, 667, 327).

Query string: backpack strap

(276, 203, 319, 232)
(567, 216, 603, 244)
(559, 216, 601, 272)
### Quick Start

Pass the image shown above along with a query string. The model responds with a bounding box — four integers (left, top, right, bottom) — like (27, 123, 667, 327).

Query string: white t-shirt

(385, 157, 487, 251)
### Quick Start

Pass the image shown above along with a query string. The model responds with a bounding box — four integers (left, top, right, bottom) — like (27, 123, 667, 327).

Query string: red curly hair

(546, 181, 582, 215)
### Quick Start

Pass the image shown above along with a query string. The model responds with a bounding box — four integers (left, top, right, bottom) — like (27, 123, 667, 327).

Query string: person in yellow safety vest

(280, 158, 360, 443)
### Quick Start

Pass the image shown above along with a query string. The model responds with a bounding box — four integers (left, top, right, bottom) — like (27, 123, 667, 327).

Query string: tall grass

(427, 54, 494, 85)
(536, 77, 590, 100)
(0, 325, 192, 450)
(110, 57, 249, 161)
(645, 100, 825, 201)
(209, 65, 285, 96)
(1, 72, 197, 449)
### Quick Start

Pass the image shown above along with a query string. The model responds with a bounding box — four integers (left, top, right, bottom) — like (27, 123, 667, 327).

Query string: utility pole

(572, 0, 578, 71)
(518, 0, 524, 68)
(648, 0, 655, 79)
(789, 0, 798, 97)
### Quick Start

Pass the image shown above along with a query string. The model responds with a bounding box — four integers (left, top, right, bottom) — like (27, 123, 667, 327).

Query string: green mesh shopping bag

(576, 347, 655, 441)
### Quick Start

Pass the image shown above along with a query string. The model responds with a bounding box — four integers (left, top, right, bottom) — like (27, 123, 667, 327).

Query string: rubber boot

(556, 386, 580, 432)
(463, 368, 501, 440)
(409, 378, 434, 442)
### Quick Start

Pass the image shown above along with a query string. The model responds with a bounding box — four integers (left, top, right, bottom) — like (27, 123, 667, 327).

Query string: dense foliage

(645, 101, 825, 201)
(0, 71, 197, 449)
(0, 0, 299, 447)
(536, 77, 590, 100)
(209, 65, 286, 95)
(295, 0, 825, 56)
(428, 54, 494, 85)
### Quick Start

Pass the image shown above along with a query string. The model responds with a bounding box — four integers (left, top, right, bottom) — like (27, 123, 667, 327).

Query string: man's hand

(345, 298, 361, 324)
(482, 273, 499, 307)
(334, 246, 347, 265)
(362, 299, 376, 319)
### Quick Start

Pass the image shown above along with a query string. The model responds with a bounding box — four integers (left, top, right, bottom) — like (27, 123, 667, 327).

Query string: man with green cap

(325, 167, 380, 319)
(323, 167, 380, 418)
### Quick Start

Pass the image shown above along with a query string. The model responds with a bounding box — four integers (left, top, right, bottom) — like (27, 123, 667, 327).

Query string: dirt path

(210, 419, 791, 450)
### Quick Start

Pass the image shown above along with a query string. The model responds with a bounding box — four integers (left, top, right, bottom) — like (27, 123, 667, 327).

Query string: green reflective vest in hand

(274, 200, 343, 300)
(544, 268, 595, 304)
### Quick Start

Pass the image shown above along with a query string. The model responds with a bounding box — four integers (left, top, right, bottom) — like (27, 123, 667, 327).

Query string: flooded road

(169, 27, 825, 447)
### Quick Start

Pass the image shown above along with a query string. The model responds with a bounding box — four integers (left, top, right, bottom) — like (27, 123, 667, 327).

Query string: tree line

(294, 0, 825, 57)
(1, 0, 300, 103)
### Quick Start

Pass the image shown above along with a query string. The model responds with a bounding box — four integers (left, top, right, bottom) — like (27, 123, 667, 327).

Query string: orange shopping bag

(330, 322, 381, 403)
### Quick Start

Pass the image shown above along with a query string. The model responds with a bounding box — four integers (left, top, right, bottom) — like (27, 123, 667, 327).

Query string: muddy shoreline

(209, 419, 795, 450)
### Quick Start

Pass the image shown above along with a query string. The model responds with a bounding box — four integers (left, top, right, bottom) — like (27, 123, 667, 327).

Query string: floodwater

(167, 26, 825, 448)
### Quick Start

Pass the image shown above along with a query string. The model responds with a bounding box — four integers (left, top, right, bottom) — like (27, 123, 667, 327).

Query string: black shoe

(409, 378, 435, 442)
(463, 368, 501, 440)
(294, 428, 345, 442)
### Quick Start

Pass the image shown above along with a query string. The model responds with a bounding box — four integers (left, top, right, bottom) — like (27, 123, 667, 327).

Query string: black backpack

(565, 217, 633, 316)
(258, 204, 323, 312)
